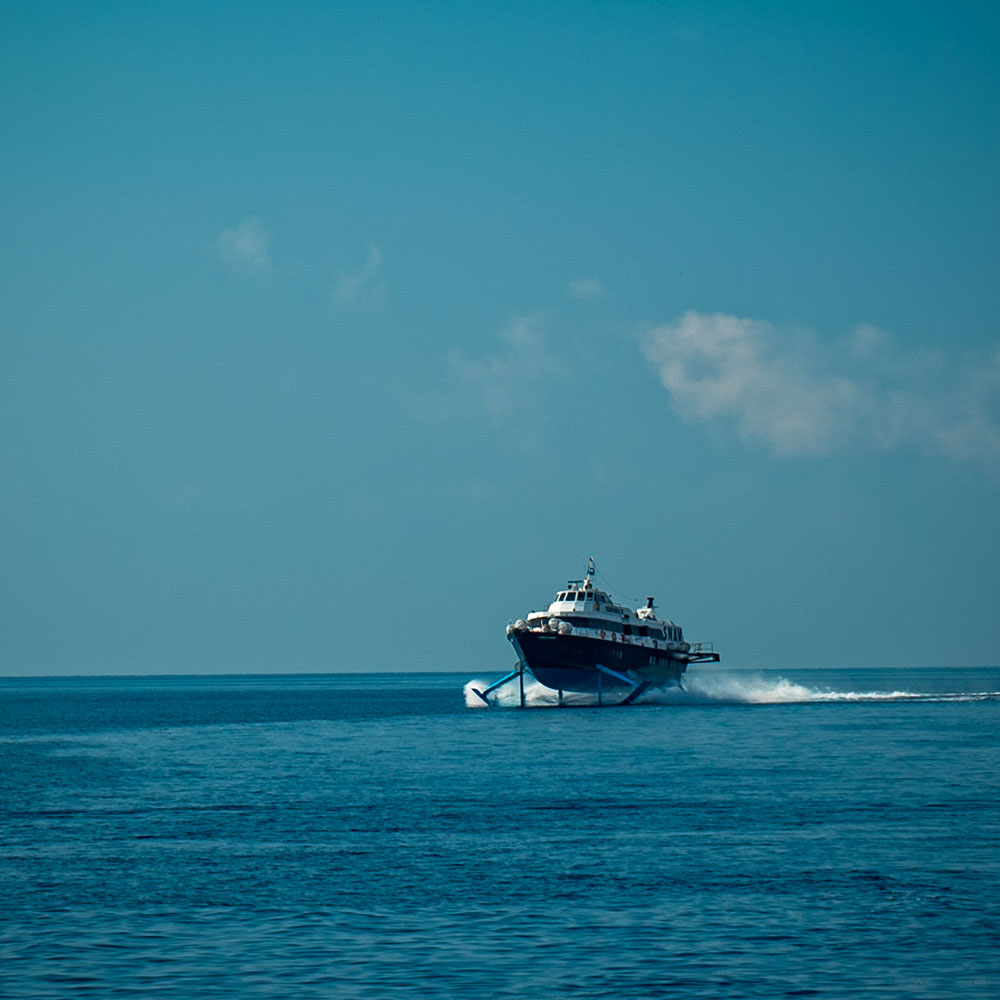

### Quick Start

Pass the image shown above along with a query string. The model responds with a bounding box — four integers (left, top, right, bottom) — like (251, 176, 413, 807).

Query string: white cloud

(567, 277, 605, 300)
(217, 217, 271, 273)
(642, 310, 1000, 466)
(333, 244, 384, 304)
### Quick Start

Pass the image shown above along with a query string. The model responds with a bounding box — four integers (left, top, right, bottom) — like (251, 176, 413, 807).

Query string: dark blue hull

(509, 630, 688, 693)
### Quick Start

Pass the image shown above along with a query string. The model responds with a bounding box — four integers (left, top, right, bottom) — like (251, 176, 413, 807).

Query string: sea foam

(465, 669, 1000, 707)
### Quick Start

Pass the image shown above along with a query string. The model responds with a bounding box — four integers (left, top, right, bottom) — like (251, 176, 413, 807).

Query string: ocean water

(2, 667, 998, 999)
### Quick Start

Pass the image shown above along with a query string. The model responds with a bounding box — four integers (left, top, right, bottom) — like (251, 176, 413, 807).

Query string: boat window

(623, 624, 632, 636)
(638, 626, 648, 637)
(557, 592, 567, 601)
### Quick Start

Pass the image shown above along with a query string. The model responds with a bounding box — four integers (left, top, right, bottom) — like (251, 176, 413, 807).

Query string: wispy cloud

(217, 217, 271, 273)
(333, 244, 384, 305)
(449, 314, 561, 418)
(642, 310, 1000, 466)
(567, 277, 605, 300)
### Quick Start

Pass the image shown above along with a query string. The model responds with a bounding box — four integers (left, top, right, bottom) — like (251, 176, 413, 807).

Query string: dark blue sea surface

(2, 667, 998, 998)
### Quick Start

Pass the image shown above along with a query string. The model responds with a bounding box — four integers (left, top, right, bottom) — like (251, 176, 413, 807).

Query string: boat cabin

(531, 576, 686, 645)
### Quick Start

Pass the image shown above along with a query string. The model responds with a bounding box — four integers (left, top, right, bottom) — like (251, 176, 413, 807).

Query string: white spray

(464, 668, 999, 707)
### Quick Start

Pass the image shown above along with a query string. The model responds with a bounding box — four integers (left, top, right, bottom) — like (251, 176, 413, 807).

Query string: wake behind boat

(474, 558, 720, 707)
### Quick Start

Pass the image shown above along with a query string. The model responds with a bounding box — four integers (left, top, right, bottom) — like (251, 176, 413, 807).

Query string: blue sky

(3, 1, 998, 674)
